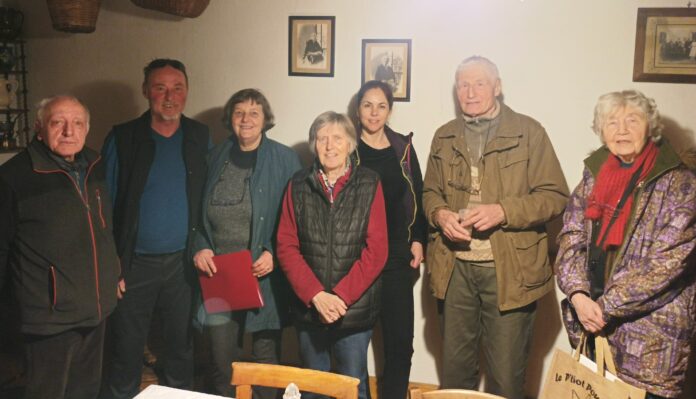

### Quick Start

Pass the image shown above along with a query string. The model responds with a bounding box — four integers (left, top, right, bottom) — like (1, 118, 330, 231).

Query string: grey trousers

(441, 259, 536, 399)
(206, 311, 281, 398)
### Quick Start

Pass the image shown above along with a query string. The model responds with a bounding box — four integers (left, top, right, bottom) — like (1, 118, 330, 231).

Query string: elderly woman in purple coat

(556, 90, 696, 399)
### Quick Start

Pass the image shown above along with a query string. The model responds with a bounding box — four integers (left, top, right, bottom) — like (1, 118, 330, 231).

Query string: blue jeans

(296, 324, 373, 399)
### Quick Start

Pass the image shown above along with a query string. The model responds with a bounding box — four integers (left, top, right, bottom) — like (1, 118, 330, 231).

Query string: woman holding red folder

(192, 89, 301, 397)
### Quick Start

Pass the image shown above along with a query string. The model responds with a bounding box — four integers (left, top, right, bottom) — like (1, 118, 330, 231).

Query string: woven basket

(46, 0, 101, 33)
(131, 0, 210, 18)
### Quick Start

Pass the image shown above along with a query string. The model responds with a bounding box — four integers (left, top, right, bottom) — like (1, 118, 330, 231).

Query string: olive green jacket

(422, 104, 569, 310)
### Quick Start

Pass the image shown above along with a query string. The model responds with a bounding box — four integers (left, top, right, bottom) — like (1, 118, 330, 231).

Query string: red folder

(198, 250, 264, 313)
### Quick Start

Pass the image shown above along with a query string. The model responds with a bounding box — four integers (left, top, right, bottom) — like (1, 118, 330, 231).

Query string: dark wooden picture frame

(288, 16, 335, 77)
(361, 39, 412, 101)
(633, 8, 696, 83)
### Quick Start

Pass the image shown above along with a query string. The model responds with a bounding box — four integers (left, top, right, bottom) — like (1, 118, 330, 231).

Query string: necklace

(464, 119, 493, 194)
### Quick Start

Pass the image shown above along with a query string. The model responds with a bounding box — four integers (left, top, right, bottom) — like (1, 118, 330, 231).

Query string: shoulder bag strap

(589, 163, 644, 299)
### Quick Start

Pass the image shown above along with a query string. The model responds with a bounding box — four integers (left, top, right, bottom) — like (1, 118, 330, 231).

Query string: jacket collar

(438, 103, 521, 155)
(225, 131, 268, 153)
(383, 125, 412, 144)
(310, 153, 357, 184)
(483, 103, 522, 154)
(356, 126, 412, 166)
(28, 137, 99, 173)
(584, 139, 682, 183)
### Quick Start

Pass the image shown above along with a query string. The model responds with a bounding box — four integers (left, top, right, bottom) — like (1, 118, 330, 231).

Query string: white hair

(455, 55, 500, 82)
(592, 90, 662, 142)
(36, 95, 90, 127)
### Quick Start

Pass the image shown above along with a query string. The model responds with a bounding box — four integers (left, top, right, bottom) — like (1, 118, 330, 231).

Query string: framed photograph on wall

(288, 16, 335, 77)
(633, 8, 696, 83)
(361, 39, 412, 101)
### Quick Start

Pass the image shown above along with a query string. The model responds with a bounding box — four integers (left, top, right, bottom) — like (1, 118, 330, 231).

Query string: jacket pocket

(497, 148, 530, 196)
(48, 266, 57, 309)
(510, 230, 551, 288)
(499, 147, 528, 168)
(426, 231, 456, 298)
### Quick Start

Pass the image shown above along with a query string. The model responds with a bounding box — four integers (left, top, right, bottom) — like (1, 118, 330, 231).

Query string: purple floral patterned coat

(556, 141, 696, 398)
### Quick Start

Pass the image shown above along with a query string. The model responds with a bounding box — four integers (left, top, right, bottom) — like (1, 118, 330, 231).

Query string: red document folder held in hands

(198, 250, 264, 313)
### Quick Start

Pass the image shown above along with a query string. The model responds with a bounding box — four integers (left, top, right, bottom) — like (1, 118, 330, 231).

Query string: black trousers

(378, 243, 415, 399)
(103, 251, 193, 399)
(23, 321, 106, 399)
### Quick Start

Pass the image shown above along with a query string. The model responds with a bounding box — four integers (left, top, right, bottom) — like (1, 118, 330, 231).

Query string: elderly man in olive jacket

(422, 56, 568, 399)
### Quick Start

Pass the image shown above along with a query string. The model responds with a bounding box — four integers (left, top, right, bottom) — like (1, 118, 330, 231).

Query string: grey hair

(221, 88, 275, 133)
(592, 90, 662, 142)
(36, 95, 90, 127)
(455, 55, 500, 82)
(308, 111, 357, 155)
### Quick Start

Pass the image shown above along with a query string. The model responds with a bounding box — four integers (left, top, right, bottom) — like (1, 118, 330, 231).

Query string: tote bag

(540, 334, 646, 399)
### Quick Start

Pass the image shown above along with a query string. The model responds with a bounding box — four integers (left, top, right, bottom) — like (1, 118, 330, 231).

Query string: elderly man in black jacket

(0, 95, 121, 399)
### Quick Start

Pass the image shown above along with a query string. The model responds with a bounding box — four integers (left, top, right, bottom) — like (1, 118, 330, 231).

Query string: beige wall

(16, 0, 696, 397)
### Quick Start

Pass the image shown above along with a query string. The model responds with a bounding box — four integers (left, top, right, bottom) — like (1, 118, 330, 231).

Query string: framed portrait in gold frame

(633, 8, 696, 83)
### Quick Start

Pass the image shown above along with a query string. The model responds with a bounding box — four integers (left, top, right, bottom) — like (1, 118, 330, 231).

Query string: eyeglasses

(447, 179, 479, 195)
(210, 166, 252, 206)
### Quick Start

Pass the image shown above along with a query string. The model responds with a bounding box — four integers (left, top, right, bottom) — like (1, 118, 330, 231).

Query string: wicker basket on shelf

(46, 0, 101, 33)
(131, 0, 211, 18)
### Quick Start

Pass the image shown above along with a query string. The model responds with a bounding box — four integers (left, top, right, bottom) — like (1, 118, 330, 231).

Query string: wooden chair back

(410, 388, 506, 399)
(231, 362, 359, 399)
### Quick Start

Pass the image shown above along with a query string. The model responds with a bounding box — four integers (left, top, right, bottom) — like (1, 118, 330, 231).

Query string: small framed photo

(633, 8, 696, 84)
(288, 16, 335, 77)
(361, 39, 412, 101)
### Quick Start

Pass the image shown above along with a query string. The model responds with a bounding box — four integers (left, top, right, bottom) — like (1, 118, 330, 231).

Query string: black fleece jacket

(0, 139, 120, 335)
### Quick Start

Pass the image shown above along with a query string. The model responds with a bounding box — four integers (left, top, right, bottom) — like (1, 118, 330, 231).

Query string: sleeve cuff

(332, 286, 351, 307)
(303, 287, 324, 308)
(430, 206, 449, 228)
(567, 290, 589, 307)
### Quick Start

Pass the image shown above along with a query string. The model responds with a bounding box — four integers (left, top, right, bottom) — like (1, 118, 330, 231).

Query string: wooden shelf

(0, 39, 28, 147)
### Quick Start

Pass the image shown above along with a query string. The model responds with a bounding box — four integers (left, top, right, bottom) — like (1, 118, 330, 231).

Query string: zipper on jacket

(96, 189, 107, 228)
(400, 141, 418, 243)
(326, 202, 335, 297)
(34, 157, 104, 320)
(49, 266, 57, 309)
(86, 210, 102, 320)
(84, 161, 103, 320)
(73, 169, 83, 196)
(608, 186, 648, 278)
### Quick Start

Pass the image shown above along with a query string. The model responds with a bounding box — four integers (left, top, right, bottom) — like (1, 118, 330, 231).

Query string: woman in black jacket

(354, 80, 427, 399)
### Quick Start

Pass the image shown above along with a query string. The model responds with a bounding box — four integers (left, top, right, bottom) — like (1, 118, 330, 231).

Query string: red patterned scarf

(585, 141, 658, 250)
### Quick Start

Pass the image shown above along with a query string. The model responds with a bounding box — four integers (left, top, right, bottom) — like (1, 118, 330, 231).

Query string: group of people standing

(0, 54, 694, 399)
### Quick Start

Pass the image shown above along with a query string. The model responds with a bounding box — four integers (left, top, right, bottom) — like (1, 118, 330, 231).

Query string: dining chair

(231, 362, 360, 399)
(410, 388, 506, 399)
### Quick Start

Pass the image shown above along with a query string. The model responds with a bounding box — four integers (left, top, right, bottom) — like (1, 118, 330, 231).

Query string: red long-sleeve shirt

(276, 169, 388, 307)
